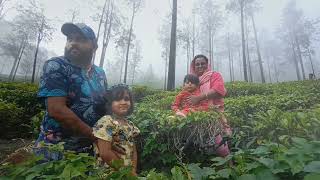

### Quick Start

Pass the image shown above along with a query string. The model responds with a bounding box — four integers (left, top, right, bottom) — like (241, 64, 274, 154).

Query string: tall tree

(227, 0, 257, 82)
(226, 33, 235, 82)
(0, 33, 28, 81)
(245, 17, 253, 82)
(263, 39, 283, 83)
(279, 0, 313, 80)
(167, 0, 177, 90)
(240, 0, 248, 81)
(92, 0, 108, 61)
(114, 28, 136, 82)
(244, 0, 266, 83)
(123, 0, 142, 84)
(298, 19, 319, 79)
(251, 14, 266, 83)
(18, 0, 53, 83)
(198, 0, 222, 70)
(1, 13, 36, 81)
(0, 0, 9, 20)
(99, 0, 114, 68)
(179, 17, 192, 73)
(129, 40, 142, 84)
(69, 8, 79, 23)
(158, 15, 171, 90)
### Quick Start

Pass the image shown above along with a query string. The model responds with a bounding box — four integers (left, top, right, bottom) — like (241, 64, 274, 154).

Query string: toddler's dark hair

(183, 74, 200, 86)
(95, 84, 134, 117)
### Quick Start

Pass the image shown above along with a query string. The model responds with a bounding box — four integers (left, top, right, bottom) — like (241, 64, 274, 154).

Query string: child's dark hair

(95, 84, 134, 117)
(184, 74, 200, 86)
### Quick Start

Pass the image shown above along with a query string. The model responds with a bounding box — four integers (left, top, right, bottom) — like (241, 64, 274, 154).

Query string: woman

(190, 54, 231, 157)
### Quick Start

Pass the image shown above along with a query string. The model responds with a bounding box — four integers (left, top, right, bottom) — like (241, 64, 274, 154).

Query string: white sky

(3, 0, 320, 82)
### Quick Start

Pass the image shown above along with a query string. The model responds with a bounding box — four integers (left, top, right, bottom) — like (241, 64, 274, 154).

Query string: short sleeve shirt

(92, 115, 140, 166)
(37, 56, 107, 144)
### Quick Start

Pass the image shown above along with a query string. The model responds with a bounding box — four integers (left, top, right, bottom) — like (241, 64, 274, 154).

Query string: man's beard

(64, 47, 93, 68)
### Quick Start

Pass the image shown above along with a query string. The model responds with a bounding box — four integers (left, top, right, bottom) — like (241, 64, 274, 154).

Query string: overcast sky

(3, 0, 320, 82)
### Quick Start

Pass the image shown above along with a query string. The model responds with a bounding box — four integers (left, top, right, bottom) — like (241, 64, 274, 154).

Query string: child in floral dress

(92, 84, 140, 175)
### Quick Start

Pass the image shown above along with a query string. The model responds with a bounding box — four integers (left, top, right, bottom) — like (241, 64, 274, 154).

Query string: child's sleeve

(171, 92, 184, 112)
(92, 115, 114, 142)
(132, 125, 140, 138)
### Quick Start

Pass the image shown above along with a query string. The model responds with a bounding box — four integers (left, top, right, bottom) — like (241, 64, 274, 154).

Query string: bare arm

(96, 139, 121, 166)
(132, 144, 138, 175)
(47, 97, 96, 142)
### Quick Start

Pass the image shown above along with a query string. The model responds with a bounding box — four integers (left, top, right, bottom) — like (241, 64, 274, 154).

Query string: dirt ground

(0, 138, 34, 161)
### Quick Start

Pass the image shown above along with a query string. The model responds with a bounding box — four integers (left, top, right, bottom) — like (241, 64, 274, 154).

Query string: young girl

(171, 74, 209, 117)
(92, 84, 140, 175)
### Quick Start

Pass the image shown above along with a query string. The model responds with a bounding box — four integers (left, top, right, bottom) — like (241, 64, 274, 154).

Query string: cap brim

(61, 23, 83, 37)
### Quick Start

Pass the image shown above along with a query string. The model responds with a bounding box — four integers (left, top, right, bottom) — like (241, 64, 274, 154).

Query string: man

(35, 23, 107, 160)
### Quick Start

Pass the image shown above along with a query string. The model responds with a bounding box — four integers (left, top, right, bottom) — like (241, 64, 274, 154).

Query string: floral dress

(92, 115, 140, 166)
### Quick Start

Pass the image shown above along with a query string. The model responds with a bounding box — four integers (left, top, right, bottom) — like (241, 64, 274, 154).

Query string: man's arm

(47, 97, 96, 142)
(96, 139, 121, 166)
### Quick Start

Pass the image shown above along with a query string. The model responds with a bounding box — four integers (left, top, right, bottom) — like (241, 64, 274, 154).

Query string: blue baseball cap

(61, 23, 98, 48)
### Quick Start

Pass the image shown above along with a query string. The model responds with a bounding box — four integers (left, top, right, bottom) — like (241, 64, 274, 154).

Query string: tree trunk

(186, 40, 190, 73)
(92, 0, 108, 61)
(119, 59, 124, 83)
(228, 50, 233, 82)
(272, 57, 279, 82)
(167, 0, 177, 90)
(307, 48, 316, 79)
(124, 2, 136, 84)
(208, 28, 212, 69)
(131, 67, 135, 85)
(251, 15, 265, 83)
(227, 34, 233, 82)
(231, 51, 234, 81)
(291, 42, 301, 81)
(9, 39, 25, 81)
(238, 49, 243, 81)
(295, 36, 306, 80)
(31, 19, 44, 83)
(12, 42, 27, 81)
(119, 49, 125, 83)
(245, 19, 253, 82)
(240, 1, 248, 82)
(192, 15, 195, 58)
(99, 0, 113, 68)
(266, 56, 272, 83)
(210, 33, 214, 70)
(164, 48, 168, 90)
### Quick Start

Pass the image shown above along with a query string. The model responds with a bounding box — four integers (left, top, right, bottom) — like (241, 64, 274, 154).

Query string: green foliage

(0, 82, 43, 138)
(30, 111, 45, 138)
(131, 85, 161, 102)
(3, 137, 318, 180)
(0, 101, 24, 138)
(0, 143, 139, 180)
(2, 80, 320, 179)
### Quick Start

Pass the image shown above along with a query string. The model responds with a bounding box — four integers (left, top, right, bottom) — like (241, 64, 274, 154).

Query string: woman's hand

(190, 95, 202, 105)
(223, 126, 232, 137)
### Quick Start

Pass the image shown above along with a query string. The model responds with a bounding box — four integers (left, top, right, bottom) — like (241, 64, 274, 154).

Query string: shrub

(0, 101, 25, 139)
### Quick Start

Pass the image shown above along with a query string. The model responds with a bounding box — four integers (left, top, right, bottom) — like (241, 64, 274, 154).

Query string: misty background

(0, 0, 319, 89)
